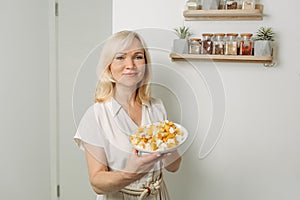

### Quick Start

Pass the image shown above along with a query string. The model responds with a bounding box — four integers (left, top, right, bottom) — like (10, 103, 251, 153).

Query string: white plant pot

(254, 40, 273, 56)
(173, 39, 188, 54)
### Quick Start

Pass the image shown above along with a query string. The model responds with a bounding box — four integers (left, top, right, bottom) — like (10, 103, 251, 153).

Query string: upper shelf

(183, 4, 264, 21)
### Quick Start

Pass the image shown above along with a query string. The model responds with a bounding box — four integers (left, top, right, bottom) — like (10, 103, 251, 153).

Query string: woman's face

(110, 38, 146, 88)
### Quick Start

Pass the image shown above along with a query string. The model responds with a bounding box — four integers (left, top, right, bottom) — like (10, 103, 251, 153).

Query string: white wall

(0, 1, 50, 200)
(113, 0, 300, 199)
(57, 0, 112, 199)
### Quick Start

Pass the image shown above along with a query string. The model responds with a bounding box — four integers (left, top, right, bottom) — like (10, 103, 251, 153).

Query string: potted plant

(253, 26, 275, 56)
(173, 26, 192, 54)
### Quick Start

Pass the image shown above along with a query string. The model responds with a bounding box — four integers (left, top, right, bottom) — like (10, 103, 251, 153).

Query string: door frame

(49, 0, 59, 199)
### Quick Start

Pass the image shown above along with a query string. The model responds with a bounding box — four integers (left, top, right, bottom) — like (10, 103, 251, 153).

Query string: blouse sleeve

(74, 104, 105, 151)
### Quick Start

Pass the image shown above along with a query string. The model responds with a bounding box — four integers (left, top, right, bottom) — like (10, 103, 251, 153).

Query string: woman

(74, 30, 181, 200)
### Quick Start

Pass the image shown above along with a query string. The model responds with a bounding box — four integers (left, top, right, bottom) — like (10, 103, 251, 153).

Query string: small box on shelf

(183, 4, 263, 21)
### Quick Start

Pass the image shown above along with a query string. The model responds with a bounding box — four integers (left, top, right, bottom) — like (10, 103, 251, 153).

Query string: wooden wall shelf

(183, 4, 263, 21)
(170, 53, 273, 64)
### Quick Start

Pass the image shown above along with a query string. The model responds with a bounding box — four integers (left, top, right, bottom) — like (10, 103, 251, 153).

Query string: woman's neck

(113, 84, 137, 108)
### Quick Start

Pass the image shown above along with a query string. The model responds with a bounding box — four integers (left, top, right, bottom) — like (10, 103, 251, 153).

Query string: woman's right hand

(123, 149, 163, 180)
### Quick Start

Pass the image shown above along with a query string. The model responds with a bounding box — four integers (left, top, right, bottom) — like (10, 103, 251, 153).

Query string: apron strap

(120, 173, 163, 200)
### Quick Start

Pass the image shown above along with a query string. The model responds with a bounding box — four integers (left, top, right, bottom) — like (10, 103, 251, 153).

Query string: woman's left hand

(162, 150, 182, 172)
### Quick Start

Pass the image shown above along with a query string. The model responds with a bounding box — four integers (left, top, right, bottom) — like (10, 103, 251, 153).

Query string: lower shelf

(170, 53, 273, 64)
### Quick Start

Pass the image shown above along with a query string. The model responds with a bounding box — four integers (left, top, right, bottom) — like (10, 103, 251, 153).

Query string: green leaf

(254, 26, 275, 41)
(173, 26, 192, 39)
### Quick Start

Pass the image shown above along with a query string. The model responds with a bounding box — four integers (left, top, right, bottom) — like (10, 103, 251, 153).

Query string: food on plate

(129, 120, 186, 152)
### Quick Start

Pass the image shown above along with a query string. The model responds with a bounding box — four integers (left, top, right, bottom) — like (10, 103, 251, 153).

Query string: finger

(141, 152, 162, 163)
(163, 152, 172, 157)
(131, 148, 142, 158)
(132, 148, 138, 155)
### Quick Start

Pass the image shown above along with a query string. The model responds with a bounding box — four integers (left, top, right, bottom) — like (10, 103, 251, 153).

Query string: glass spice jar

(188, 38, 201, 54)
(196, 0, 202, 10)
(225, 33, 238, 55)
(213, 33, 225, 55)
(242, 0, 255, 10)
(239, 33, 253, 55)
(237, 0, 243, 9)
(225, 0, 238, 9)
(219, 0, 226, 9)
(201, 33, 213, 54)
(186, 0, 198, 10)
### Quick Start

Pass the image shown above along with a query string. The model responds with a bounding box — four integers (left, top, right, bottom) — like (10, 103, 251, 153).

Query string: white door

(0, 1, 51, 200)
(56, 0, 112, 199)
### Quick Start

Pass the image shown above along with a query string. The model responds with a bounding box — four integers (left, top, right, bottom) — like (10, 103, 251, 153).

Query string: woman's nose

(125, 58, 135, 69)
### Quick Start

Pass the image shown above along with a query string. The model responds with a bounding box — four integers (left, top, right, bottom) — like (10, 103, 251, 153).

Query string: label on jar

(214, 43, 225, 55)
(188, 38, 201, 54)
(189, 43, 201, 54)
(225, 42, 238, 55)
(202, 41, 213, 54)
(240, 40, 253, 55)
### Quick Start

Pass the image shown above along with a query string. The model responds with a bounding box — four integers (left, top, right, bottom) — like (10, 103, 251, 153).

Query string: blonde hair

(94, 30, 151, 104)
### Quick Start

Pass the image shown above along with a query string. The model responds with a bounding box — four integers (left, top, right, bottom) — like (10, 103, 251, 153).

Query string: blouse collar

(110, 98, 150, 117)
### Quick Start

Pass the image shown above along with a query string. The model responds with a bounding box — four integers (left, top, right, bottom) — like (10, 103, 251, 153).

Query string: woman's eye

(135, 55, 144, 60)
(115, 56, 124, 60)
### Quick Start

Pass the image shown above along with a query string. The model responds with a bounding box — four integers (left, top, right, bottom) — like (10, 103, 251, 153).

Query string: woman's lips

(123, 72, 138, 76)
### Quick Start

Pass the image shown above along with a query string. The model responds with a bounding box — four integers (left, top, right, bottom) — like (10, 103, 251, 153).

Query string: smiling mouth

(123, 72, 138, 76)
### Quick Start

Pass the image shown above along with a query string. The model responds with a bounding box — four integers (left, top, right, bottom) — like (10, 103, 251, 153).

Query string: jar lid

(190, 37, 201, 41)
(202, 33, 213, 36)
(226, 33, 238, 36)
(240, 33, 253, 37)
(214, 33, 225, 36)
